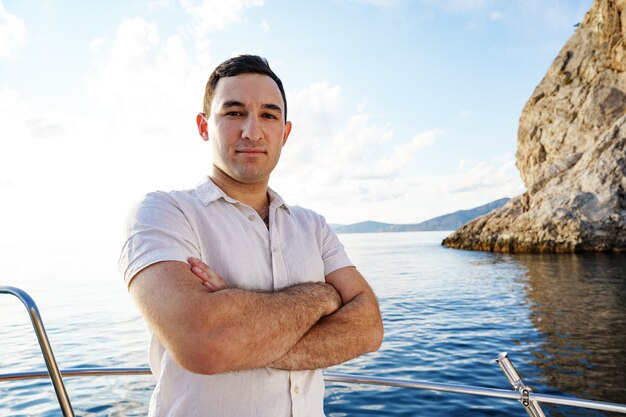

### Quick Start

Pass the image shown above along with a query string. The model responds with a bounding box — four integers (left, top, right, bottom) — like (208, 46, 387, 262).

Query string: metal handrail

(3, 285, 626, 415)
(0, 286, 74, 416)
(496, 352, 546, 416)
(2, 367, 626, 414)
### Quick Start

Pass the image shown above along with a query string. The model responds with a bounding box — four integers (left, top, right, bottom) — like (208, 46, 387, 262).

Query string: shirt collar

(194, 176, 291, 215)
(267, 187, 291, 215)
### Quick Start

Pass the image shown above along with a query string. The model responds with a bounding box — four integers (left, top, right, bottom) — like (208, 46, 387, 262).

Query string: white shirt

(119, 177, 353, 417)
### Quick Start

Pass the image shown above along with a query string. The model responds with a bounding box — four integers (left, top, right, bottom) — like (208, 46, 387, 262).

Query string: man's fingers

(188, 257, 228, 290)
(202, 279, 220, 292)
(191, 265, 209, 281)
(188, 257, 206, 269)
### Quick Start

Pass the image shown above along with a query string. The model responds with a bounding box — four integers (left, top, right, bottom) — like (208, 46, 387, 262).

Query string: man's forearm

(269, 290, 383, 370)
(203, 282, 342, 371)
(129, 261, 341, 375)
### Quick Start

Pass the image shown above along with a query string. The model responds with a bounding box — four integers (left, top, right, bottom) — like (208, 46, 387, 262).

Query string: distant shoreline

(330, 197, 509, 234)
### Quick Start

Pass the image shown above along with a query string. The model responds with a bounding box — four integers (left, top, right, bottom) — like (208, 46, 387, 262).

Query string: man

(119, 54, 383, 417)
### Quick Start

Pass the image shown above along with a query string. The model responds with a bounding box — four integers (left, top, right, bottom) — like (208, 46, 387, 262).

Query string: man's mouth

(236, 148, 266, 154)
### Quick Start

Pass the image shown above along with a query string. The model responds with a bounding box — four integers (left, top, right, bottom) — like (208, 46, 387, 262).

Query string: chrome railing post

(0, 286, 75, 417)
(496, 352, 546, 417)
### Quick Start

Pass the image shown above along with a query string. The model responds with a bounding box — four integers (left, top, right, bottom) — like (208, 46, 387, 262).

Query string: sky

(0, 0, 593, 244)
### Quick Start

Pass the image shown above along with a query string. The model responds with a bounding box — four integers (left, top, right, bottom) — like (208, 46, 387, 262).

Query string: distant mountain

(330, 198, 510, 234)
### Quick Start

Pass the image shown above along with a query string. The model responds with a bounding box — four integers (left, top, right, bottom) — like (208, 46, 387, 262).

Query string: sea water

(0, 232, 625, 416)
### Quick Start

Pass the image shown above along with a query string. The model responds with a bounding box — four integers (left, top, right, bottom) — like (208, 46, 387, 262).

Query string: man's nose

(241, 116, 263, 141)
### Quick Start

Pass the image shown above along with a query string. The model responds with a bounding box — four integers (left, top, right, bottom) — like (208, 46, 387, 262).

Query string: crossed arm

(129, 259, 383, 375)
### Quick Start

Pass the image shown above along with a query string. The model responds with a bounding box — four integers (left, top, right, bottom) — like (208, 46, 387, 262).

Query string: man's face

(201, 73, 291, 186)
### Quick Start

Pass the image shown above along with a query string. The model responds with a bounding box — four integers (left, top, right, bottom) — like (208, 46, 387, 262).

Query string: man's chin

(230, 170, 271, 185)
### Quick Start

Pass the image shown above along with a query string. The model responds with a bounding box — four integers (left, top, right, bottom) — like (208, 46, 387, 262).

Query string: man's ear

(196, 113, 209, 141)
(282, 121, 292, 146)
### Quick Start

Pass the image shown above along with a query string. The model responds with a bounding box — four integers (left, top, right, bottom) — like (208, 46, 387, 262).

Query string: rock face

(443, 0, 626, 253)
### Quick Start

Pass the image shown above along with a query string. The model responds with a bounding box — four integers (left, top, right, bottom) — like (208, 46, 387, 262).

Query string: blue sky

(0, 0, 592, 243)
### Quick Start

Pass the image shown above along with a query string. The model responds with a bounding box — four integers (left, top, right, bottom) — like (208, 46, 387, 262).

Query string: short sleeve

(319, 216, 353, 276)
(118, 192, 201, 287)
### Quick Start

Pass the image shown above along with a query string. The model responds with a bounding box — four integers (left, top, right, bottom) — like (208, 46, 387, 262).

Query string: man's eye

(262, 113, 277, 119)
(226, 111, 243, 117)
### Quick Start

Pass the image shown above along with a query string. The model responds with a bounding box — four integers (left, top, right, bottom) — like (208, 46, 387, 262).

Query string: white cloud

(149, 0, 173, 11)
(373, 129, 442, 177)
(260, 18, 270, 33)
(421, 0, 486, 13)
(74, 0, 267, 128)
(179, 0, 264, 37)
(325, 114, 395, 180)
(0, 175, 13, 187)
(286, 81, 342, 143)
(0, 1, 27, 59)
(25, 116, 71, 139)
(293, 153, 524, 225)
(278, 104, 398, 188)
(0, 16, 218, 244)
(344, 0, 405, 8)
(0, 79, 209, 245)
(0, 88, 95, 242)
(86, 18, 161, 106)
(446, 0, 486, 11)
(490, 10, 501, 20)
(84, 17, 205, 138)
(0, 88, 31, 185)
(450, 155, 524, 195)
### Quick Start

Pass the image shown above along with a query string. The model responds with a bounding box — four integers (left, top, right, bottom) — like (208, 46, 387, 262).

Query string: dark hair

(202, 54, 287, 121)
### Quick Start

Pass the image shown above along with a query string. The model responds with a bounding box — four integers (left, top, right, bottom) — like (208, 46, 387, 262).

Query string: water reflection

(516, 253, 626, 414)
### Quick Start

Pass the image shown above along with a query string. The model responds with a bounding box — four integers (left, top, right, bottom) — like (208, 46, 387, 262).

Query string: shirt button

(248, 214, 255, 221)
(294, 386, 300, 394)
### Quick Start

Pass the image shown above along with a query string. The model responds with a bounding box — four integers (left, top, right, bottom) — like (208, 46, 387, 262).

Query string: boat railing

(2, 285, 626, 417)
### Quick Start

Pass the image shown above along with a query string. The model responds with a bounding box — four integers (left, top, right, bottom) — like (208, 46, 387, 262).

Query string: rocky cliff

(443, 0, 626, 252)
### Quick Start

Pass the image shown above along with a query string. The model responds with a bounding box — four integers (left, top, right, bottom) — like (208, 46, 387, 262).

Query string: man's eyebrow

(261, 103, 283, 114)
(221, 100, 245, 108)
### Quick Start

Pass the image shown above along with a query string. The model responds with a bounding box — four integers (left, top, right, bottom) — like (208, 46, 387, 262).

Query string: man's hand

(188, 257, 342, 317)
(188, 257, 228, 292)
